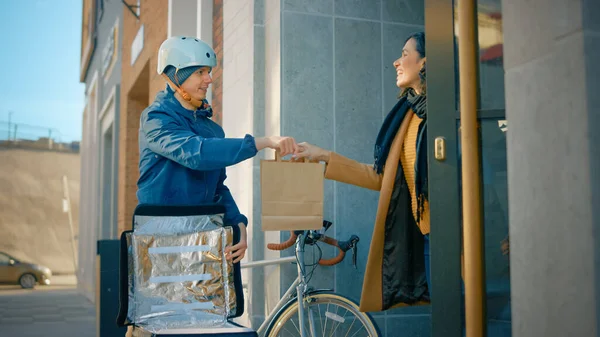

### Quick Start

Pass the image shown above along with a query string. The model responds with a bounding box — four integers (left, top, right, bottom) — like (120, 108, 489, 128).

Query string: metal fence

(0, 121, 80, 153)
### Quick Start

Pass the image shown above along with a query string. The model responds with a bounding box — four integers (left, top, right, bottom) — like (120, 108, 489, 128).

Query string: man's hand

(268, 136, 297, 156)
(225, 223, 248, 263)
(255, 136, 298, 156)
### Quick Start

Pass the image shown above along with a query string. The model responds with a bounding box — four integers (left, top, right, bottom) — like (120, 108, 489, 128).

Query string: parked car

(0, 251, 52, 288)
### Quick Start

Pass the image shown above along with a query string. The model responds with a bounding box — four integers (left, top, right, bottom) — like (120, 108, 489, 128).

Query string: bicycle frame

(241, 232, 319, 337)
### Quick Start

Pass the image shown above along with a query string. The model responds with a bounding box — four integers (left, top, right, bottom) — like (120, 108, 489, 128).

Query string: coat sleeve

(216, 168, 248, 227)
(142, 110, 258, 171)
(324, 152, 383, 191)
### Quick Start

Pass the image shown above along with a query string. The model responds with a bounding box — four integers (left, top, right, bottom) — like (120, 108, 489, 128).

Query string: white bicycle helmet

(157, 36, 217, 75)
(157, 36, 217, 108)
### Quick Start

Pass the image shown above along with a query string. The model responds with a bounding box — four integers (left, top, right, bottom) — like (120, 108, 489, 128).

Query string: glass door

(426, 0, 510, 336)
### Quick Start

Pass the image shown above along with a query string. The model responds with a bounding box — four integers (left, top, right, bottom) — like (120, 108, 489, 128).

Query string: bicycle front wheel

(266, 291, 380, 337)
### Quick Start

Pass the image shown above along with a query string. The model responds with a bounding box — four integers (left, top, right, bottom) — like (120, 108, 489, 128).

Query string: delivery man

(136, 36, 296, 264)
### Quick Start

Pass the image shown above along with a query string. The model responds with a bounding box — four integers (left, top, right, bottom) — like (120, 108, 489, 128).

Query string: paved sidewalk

(0, 286, 96, 337)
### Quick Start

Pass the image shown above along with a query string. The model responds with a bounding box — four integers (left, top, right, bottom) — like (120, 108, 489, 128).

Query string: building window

(97, 0, 104, 23)
(102, 20, 119, 81)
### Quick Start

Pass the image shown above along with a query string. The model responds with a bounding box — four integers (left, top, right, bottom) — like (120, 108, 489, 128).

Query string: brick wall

(212, 0, 224, 125)
(117, 0, 168, 234)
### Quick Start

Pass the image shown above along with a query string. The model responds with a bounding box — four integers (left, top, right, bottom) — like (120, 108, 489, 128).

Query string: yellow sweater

(399, 113, 430, 235)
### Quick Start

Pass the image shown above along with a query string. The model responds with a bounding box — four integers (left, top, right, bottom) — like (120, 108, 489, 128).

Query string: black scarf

(374, 89, 428, 220)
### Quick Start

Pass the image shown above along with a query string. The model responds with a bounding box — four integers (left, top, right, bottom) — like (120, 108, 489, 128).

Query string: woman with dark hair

(294, 32, 431, 312)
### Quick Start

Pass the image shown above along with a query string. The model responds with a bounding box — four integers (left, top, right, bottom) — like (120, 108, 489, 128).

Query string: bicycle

(241, 220, 381, 337)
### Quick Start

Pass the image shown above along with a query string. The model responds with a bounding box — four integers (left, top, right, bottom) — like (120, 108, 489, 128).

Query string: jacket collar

(164, 84, 213, 119)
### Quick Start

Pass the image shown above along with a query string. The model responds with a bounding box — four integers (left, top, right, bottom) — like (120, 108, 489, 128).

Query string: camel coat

(324, 110, 430, 312)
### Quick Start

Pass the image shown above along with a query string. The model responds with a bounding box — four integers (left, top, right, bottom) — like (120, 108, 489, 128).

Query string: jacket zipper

(204, 171, 209, 201)
(202, 117, 216, 202)
(194, 115, 218, 203)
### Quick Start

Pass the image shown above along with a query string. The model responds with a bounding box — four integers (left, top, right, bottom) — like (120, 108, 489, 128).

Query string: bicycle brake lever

(352, 244, 357, 269)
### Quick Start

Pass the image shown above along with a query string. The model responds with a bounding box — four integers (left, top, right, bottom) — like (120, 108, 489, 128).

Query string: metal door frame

(425, 0, 464, 336)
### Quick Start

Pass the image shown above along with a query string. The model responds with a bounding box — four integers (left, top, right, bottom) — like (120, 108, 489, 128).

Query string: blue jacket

(136, 85, 258, 226)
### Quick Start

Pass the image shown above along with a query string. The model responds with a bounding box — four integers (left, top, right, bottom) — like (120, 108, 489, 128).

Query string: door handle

(434, 137, 446, 161)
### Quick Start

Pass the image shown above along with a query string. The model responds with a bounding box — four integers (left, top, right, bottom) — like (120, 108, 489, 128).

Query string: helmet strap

(161, 73, 204, 109)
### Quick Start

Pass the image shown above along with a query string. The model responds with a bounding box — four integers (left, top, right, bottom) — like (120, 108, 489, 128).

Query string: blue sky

(0, 1, 84, 142)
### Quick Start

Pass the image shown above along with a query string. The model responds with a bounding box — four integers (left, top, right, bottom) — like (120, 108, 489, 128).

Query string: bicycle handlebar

(267, 229, 360, 267)
(318, 236, 344, 266)
(266, 232, 298, 251)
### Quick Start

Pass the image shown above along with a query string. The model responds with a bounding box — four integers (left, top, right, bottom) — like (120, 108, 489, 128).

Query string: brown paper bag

(260, 151, 324, 231)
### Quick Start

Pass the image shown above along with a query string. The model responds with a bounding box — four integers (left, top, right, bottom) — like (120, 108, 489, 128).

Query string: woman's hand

(255, 136, 298, 156)
(294, 142, 331, 162)
(225, 223, 247, 263)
